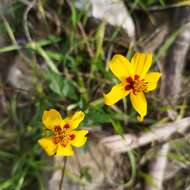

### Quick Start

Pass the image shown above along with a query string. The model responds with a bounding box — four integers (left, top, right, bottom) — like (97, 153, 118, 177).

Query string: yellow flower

(104, 53, 161, 121)
(38, 109, 88, 156)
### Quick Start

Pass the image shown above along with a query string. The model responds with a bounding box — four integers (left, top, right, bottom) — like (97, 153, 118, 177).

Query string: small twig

(65, 0, 94, 58)
(77, 22, 95, 58)
(0, 81, 7, 115)
(0, 12, 17, 45)
(59, 157, 67, 190)
(23, 0, 37, 42)
(0, 10, 35, 66)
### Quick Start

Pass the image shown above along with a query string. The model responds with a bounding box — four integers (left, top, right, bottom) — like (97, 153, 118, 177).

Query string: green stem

(59, 157, 67, 190)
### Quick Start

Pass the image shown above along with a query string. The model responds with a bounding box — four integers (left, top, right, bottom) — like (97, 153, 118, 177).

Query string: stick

(145, 143, 170, 190)
(101, 117, 190, 154)
(59, 157, 67, 190)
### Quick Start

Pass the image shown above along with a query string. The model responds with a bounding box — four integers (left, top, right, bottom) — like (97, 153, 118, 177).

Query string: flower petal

(104, 83, 129, 105)
(70, 130, 88, 147)
(130, 92, 147, 121)
(42, 109, 63, 130)
(144, 72, 161, 92)
(131, 53, 152, 79)
(108, 54, 134, 81)
(38, 137, 57, 156)
(56, 144, 74, 156)
(63, 111, 85, 130)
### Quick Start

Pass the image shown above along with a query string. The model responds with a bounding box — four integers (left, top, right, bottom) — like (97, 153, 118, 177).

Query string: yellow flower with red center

(38, 109, 88, 156)
(104, 53, 161, 121)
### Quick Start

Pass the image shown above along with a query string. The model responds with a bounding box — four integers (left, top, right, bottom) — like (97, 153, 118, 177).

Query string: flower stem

(59, 157, 67, 190)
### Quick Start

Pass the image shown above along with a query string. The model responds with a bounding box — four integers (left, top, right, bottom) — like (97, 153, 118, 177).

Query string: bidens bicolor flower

(103, 53, 161, 121)
(38, 109, 88, 156)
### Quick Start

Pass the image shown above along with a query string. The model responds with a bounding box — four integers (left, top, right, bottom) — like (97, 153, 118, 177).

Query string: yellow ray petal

(144, 72, 161, 92)
(131, 53, 152, 79)
(42, 109, 63, 130)
(63, 111, 85, 130)
(70, 130, 88, 147)
(38, 137, 57, 156)
(130, 92, 147, 121)
(56, 144, 74, 156)
(104, 83, 130, 105)
(108, 54, 134, 81)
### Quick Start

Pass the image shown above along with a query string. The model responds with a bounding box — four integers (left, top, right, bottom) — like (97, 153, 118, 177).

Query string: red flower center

(52, 124, 75, 146)
(64, 124, 70, 129)
(125, 75, 148, 95)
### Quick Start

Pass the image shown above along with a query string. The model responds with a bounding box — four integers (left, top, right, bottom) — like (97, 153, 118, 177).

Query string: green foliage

(139, 171, 156, 187)
(80, 166, 92, 183)
(85, 105, 111, 125)
(44, 69, 78, 100)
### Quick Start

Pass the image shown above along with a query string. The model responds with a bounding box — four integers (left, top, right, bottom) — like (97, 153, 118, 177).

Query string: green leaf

(15, 172, 26, 190)
(44, 70, 77, 100)
(0, 178, 15, 190)
(80, 166, 92, 183)
(122, 150, 137, 188)
(139, 171, 156, 188)
(110, 120, 124, 136)
(0, 150, 15, 159)
(70, 2, 77, 27)
(95, 22, 106, 58)
(30, 43, 59, 74)
(0, 44, 20, 53)
(84, 106, 111, 125)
